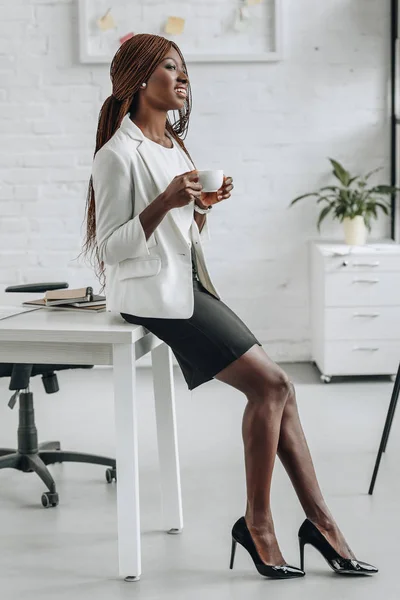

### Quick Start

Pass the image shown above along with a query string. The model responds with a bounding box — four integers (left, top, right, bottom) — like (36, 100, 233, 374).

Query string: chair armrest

(5, 282, 69, 294)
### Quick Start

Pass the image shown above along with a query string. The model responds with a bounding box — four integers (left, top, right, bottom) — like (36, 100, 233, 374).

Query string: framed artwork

(78, 0, 283, 64)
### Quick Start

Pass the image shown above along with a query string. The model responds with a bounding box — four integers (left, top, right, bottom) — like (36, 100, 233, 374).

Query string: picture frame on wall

(77, 0, 283, 64)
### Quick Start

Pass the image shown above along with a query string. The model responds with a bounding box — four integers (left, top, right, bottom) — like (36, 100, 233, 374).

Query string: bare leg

(215, 345, 355, 565)
(241, 380, 288, 564)
(277, 382, 355, 559)
(215, 345, 290, 565)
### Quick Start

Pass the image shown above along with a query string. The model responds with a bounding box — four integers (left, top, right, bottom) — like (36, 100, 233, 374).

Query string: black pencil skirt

(120, 252, 262, 391)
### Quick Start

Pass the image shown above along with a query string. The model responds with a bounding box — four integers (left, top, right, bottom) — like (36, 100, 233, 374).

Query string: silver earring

(141, 82, 147, 88)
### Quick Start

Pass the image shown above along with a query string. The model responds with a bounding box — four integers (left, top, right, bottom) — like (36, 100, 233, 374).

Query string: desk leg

(151, 343, 183, 533)
(113, 343, 141, 582)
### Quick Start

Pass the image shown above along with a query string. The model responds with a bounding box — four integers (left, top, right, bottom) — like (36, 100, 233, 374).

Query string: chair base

(0, 442, 116, 506)
(0, 390, 116, 506)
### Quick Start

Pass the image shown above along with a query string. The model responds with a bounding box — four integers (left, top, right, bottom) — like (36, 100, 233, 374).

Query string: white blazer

(92, 114, 220, 318)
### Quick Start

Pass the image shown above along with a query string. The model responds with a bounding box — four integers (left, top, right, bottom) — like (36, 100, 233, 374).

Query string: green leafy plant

(289, 158, 397, 232)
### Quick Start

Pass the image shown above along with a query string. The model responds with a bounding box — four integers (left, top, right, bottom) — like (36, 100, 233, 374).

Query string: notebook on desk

(44, 286, 94, 305)
(21, 298, 106, 313)
(22, 298, 106, 313)
(22, 287, 106, 312)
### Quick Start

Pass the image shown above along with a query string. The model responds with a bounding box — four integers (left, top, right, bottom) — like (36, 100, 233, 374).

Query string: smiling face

(142, 46, 189, 111)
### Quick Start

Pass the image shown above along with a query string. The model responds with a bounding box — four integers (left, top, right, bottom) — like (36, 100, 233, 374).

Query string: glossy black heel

(298, 519, 378, 575)
(230, 517, 305, 579)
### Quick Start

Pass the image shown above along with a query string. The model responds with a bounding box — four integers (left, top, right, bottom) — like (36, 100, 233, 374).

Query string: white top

(146, 132, 195, 246)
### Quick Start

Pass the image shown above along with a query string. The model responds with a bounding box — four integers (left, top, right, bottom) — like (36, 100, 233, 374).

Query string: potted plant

(289, 158, 397, 245)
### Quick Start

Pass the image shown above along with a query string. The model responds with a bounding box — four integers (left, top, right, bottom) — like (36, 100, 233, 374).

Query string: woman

(83, 33, 377, 579)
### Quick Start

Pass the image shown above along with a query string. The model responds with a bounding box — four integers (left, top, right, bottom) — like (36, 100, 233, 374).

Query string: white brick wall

(0, 0, 391, 361)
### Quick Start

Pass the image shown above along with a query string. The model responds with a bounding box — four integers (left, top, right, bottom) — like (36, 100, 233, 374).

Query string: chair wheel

(105, 468, 117, 483)
(41, 492, 59, 508)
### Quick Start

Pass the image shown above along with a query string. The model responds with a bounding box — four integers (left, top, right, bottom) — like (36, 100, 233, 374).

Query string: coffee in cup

(197, 170, 224, 192)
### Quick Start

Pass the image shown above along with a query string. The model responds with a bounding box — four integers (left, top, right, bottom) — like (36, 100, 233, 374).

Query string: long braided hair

(80, 33, 194, 294)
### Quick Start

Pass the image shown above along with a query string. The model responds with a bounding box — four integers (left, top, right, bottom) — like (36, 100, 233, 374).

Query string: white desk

(0, 291, 183, 581)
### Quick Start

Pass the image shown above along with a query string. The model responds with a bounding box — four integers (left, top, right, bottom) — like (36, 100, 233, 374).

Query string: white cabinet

(310, 241, 400, 381)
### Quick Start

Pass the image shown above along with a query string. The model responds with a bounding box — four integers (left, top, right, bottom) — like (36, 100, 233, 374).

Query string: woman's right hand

(162, 170, 203, 210)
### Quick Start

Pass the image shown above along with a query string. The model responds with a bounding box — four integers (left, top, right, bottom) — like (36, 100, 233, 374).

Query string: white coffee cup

(197, 169, 224, 192)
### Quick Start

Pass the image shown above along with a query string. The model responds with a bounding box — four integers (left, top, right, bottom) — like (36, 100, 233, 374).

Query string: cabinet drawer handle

(352, 313, 380, 318)
(352, 347, 379, 352)
(352, 262, 380, 267)
(352, 279, 379, 284)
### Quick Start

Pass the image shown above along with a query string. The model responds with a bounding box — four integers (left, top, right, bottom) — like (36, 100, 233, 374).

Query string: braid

(79, 34, 194, 294)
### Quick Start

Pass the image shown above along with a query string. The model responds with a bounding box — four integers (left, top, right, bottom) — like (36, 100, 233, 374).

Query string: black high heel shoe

(230, 517, 305, 579)
(298, 519, 378, 575)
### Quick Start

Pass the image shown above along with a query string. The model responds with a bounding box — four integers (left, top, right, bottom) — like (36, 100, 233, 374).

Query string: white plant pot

(342, 216, 367, 246)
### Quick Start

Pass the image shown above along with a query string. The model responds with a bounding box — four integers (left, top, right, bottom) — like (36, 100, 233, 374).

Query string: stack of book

(22, 287, 106, 313)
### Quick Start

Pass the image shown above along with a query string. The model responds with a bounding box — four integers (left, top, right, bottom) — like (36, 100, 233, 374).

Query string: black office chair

(368, 361, 400, 494)
(0, 282, 116, 508)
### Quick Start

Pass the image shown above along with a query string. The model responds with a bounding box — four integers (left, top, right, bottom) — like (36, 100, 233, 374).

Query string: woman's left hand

(199, 175, 234, 207)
